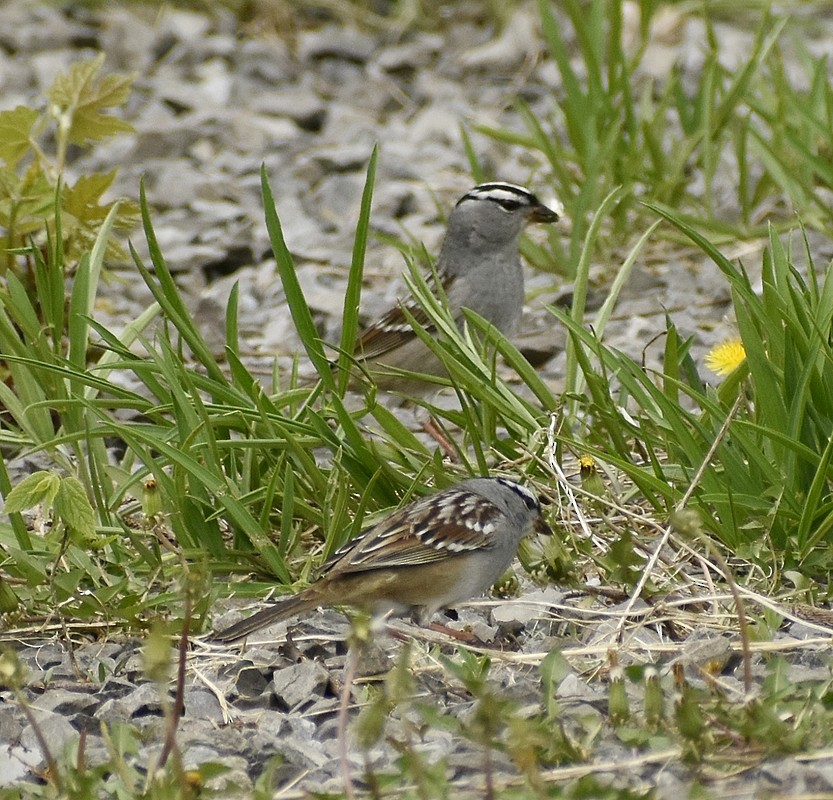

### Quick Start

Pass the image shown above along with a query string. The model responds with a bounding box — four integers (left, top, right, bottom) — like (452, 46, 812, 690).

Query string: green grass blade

(337, 145, 377, 393)
(261, 164, 332, 389)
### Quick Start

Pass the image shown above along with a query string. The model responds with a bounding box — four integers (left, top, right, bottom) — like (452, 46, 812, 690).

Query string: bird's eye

(495, 199, 522, 212)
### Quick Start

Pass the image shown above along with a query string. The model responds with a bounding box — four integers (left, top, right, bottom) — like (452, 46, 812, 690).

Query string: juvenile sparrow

(213, 477, 551, 641)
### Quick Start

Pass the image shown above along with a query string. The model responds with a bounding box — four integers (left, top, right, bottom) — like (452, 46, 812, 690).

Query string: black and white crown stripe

(460, 182, 564, 219)
(458, 182, 544, 211)
(495, 477, 541, 513)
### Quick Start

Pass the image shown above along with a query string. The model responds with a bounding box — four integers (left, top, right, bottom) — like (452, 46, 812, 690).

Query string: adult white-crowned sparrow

(350, 182, 560, 389)
(213, 477, 551, 642)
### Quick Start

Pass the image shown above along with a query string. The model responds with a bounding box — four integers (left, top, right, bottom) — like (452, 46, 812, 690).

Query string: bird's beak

(534, 516, 553, 537)
(529, 203, 560, 223)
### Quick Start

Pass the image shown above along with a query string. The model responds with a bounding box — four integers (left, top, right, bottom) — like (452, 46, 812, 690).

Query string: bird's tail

(211, 594, 317, 642)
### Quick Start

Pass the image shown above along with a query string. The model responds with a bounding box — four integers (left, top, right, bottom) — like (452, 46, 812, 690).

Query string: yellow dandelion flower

(579, 454, 606, 498)
(705, 338, 746, 376)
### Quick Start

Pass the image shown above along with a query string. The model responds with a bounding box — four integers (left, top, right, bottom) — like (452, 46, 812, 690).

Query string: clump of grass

(476, 4, 833, 277)
(550, 207, 833, 585)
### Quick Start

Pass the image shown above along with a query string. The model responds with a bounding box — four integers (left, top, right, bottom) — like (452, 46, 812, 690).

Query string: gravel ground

(2, 2, 833, 797)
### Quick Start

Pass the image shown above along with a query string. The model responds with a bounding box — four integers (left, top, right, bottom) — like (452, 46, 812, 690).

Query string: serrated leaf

(0, 163, 52, 217)
(4, 471, 61, 513)
(0, 107, 39, 167)
(60, 172, 138, 263)
(48, 53, 135, 146)
(62, 171, 117, 223)
(54, 476, 96, 544)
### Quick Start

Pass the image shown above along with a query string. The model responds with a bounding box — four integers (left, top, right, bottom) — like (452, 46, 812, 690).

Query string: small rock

(99, 677, 137, 701)
(74, 642, 124, 681)
(274, 714, 332, 768)
(31, 688, 99, 717)
(459, 7, 542, 70)
(183, 687, 224, 723)
(374, 35, 443, 73)
(20, 709, 77, 761)
(234, 665, 269, 698)
(584, 598, 663, 660)
(95, 682, 167, 722)
(99, 7, 157, 71)
(302, 143, 374, 175)
(491, 587, 564, 625)
(353, 643, 392, 677)
(182, 743, 221, 768)
(200, 755, 253, 791)
(298, 25, 375, 63)
(556, 672, 605, 704)
(0, 709, 22, 749)
(0, 745, 39, 788)
(311, 173, 366, 231)
(250, 87, 327, 132)
(270, 661, 331, 711)
(157, 8, 213, 43)
(673, 628, 732, 673)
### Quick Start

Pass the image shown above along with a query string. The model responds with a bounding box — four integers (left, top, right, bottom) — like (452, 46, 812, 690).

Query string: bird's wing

(351, 302, 432, 361)
(352, 272, 457, 361)
(323, 489, 499, 574)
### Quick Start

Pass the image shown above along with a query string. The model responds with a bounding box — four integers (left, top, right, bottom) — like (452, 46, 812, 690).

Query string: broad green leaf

(4, 471, 61, 513)
(48, 53, 135, 145)
(54, 476, 97, 543)
(0, 106, 39, 167)
(62, 171, 117, 222)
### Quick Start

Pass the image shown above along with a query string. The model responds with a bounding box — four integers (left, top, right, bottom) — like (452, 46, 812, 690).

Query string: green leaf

(6, 547, 49, 585)
(0, 163, 52, 221)
(4, 470, 61, 513)
(261, 165, 332, 386)
(48, 53, 135, 145)
(0, 106, 39, 167)
(337, 145, 377, 393)
(54, 476, 97, 544)
(0, 575, 20, 613)
(62, 171, 117, 223)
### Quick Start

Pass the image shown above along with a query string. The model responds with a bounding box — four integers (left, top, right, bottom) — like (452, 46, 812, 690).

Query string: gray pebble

(270, 661, 331, 711)
(19, 709, 77, 761)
